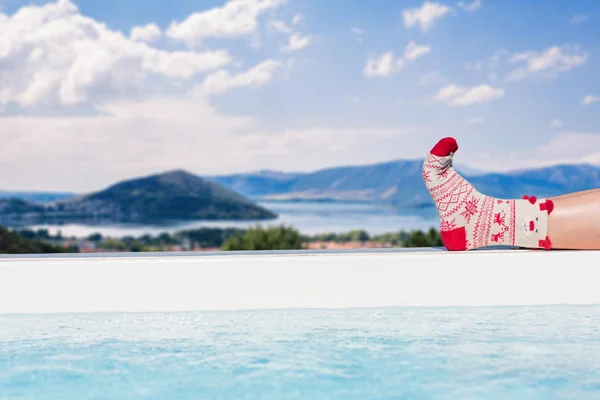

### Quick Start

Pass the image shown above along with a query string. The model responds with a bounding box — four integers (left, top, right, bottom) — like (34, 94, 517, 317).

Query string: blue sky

(0, 0, 598, 191)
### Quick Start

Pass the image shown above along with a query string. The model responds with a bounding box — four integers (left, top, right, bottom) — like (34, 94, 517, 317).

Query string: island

(0, 170, 277, 225)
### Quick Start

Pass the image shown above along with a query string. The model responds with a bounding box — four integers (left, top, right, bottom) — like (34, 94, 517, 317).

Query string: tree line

(0, 226, 77, 254)
(2, 225, 443, 254)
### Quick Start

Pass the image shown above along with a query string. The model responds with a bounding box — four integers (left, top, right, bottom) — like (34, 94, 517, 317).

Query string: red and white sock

(422, 137, 554, 251)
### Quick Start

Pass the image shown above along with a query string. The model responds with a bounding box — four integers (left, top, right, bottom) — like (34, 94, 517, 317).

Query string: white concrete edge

(1, 248, 599, 314)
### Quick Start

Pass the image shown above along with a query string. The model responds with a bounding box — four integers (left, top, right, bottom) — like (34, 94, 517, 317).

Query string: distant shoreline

(9, 224, 442, 254)
(0, 213, 279, 229)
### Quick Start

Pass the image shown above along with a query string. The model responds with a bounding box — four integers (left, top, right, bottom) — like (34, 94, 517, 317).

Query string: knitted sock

(422, 137, 554, 251)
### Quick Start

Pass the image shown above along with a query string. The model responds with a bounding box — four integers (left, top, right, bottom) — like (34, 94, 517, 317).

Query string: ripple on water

(2, 307, 600, 399)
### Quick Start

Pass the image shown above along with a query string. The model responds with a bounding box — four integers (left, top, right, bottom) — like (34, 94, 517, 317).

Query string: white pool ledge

(1, 248, 600, 314)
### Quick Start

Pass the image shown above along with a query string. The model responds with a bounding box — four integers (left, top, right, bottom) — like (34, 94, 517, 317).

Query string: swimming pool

(3, 306, 600, 399)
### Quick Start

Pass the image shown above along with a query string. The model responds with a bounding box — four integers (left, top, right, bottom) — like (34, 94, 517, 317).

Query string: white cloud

(434, 84, 504, 106)
(0, 96, 252, 190)
(0, 98, 427, 191)
(269, 19, 292, 33)
(166, 0, 285, 48)
(197, 59, 284, 96)
(364, 42, 431, 78)
(582, 95, 599, 106)
(363, 51, 404, 78)
(130, 23, 162, 42)
(281, 33, 311, 52)
(506, 44, 588, 81)
(403, 41, 431, 61)
(457, 0, 482, 12)
(467, 116, 484, 124)
(145, 51, 232, 79)
(467, 132, 600, 172)
(0, 0, 232, 108)
(571, 14, 589, 25)
(0, 0, 444, 192)
(7, 0, 598, 192)
(268, 15, 311, 53)
(550, 119, 563, 127)
(402, 2, 452, 31)
(435, 84, 466, 101)
(531, 132, 600, 166)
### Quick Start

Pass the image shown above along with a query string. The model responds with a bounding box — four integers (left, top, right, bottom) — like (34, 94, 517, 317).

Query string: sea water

(2, 307, 600, 399)
(24, 201, 440, 238)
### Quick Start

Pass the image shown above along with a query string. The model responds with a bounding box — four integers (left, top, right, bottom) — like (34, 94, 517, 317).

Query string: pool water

(2, 307, 600, 399)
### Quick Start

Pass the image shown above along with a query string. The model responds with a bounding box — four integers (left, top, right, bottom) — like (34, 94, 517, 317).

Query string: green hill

(80, 169, 277, 221)
(0, 170, 277, 224)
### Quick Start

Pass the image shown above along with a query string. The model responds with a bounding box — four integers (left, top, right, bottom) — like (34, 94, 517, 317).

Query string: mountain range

(2, 161, 600, 225)
(208, 160, 600, 205)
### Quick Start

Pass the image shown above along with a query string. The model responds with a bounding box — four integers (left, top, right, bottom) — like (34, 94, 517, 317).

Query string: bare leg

(550, 188, 600, 200)
(549, 190, 600, 249)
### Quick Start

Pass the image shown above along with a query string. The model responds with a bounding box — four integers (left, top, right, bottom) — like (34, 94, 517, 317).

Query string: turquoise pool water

(2, 307, 600, 399)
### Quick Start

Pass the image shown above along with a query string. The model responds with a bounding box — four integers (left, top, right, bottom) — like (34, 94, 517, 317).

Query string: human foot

(422, 137, 554, 251)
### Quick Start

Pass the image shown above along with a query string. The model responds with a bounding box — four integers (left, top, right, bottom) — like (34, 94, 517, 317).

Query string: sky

(0, 0, 599, 191)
